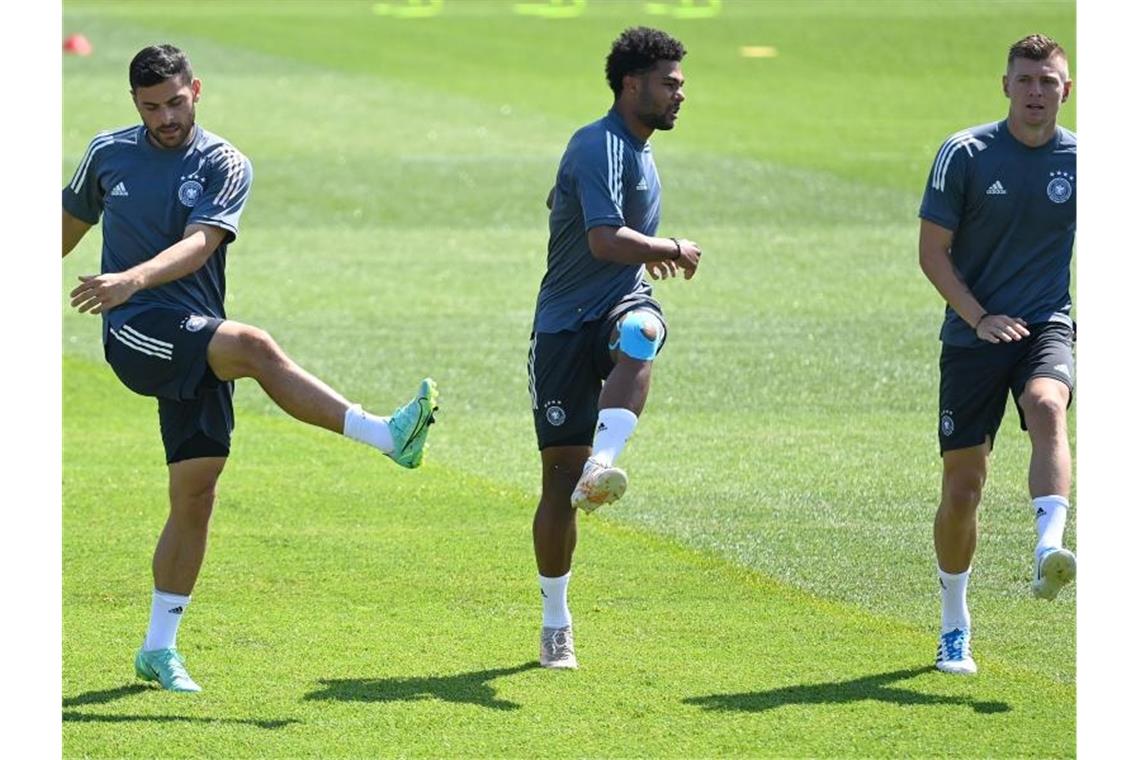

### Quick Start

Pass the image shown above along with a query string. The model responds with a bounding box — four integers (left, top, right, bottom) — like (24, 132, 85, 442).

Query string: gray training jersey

(62, 124, 253, 343)
(919, 119, 1076, 347)
(533, 108, 661, 334)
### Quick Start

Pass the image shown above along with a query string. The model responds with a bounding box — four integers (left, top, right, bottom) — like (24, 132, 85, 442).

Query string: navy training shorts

(104, 307, 233, 463)
(937, 321, 1074, 453)
(528, 293, 667, 450)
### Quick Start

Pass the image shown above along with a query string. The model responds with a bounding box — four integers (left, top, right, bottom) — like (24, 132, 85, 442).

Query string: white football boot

(539, 625, 578, 669)
(935, 627, 977, 675)
(1031, 547, 1076, 600)
(570, 458, 627, 513)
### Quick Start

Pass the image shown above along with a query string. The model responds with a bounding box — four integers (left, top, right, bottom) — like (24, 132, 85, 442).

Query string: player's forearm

(128, 231, 216, 291)
(919, 246, 987, 329)
(588, 226, 676, 265)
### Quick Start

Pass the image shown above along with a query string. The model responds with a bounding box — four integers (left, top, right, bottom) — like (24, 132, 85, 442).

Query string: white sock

(144, 590, 190, 651)
(1033, 495, 1069, 558)
(343, 404, 394, 453)
(938, 567, 971, 633)
(539, 572, 572, 629)
(591, 408, 638, 467)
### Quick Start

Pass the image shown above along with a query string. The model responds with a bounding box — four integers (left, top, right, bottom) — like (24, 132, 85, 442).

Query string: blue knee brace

(609, 311, 664, 361)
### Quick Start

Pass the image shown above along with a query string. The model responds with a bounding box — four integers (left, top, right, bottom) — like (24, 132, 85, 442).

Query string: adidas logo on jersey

(110, 182, 129, 197)
(985, 180, 1007, 195)
(635, 178, 648, 191)
(1053, 363, 1071, 378)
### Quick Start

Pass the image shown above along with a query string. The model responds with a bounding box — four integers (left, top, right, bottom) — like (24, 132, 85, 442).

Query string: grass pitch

(63, 1, 1076, 756)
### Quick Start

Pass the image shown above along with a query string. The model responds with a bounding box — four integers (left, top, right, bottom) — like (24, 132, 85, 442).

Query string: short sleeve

(61, 134, 108, 224)
(188, 145, 253, 242)
(918, 133, 973, 231)
(572, 132, 627, 231)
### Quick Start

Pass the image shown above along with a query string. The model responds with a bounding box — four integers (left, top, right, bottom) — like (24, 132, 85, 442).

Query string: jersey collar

(1000, 118, 1061, 152)
(605, 108, 648, 150)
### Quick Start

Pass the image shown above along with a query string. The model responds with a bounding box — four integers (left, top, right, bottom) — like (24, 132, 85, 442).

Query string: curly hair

(1007, 34, 1067, 67)
(129, 44, 194, 92)
(605, 27, 686, 98)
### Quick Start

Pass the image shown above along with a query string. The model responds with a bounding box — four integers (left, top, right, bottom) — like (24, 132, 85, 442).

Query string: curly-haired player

(527, 27, 702, 669)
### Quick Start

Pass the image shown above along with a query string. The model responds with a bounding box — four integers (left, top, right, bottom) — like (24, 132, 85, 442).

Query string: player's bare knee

(170, 486, 216, 529)
(543, 465, 581, 500)
(942, 468, 985, 514)
(540, 452, 587, 507)
(1021, 390, 1067, 430)
(235, 326, 284, 376)
(940, 448, 986, 511)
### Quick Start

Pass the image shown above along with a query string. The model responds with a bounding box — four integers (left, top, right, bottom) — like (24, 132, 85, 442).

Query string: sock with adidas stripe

(938, 567, 971, 634)
(144, 589, 191, 651)
(590, 408, 638, 467)
(1033, 494, 1069, 559)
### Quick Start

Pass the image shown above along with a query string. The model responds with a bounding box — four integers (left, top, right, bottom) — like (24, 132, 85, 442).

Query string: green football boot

(134, 647, 202, 693)
(387, 378, 439, 469)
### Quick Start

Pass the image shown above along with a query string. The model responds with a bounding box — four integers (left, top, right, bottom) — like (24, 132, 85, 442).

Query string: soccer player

(527, 27, 702, 669)
(918, 34, 1076, 675)
(62, 45, 439, 692)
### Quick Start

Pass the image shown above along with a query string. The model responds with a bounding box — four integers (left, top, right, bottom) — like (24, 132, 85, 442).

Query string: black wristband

(974, 312, 989, 331)
(669, 237, 682, 260)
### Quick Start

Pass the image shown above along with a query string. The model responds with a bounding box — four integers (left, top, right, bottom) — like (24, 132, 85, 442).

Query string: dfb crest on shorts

(940, 410, 955, 437)
(544, 401, 566, 427)
(1046, 171, 1074, 204)
(182, 315, 209, 333)
(178, 172, 205, 207)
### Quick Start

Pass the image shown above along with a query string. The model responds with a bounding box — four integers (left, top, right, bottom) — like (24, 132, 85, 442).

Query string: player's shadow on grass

(62, 685, 300, 729)
(305, 662, 541, 711)
(63, 684, 151, 707)
(62, 711, 299, 729)
(684, 666, 1011, 715)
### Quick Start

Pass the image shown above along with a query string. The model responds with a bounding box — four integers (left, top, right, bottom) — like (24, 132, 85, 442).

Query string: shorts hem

(538, 431, 594, 450)
(939, 436, 992, 456)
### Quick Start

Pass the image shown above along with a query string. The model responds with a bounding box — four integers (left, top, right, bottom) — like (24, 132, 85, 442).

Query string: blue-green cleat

(134, 647, 202, 693)
(387, 378, 439, 469)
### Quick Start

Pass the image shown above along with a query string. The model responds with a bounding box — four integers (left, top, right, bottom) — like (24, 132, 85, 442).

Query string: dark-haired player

(527, 27, 702, 669)
(63, 44, 438, 692)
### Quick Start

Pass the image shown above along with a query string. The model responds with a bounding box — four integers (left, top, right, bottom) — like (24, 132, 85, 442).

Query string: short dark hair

(129, 44, 193, 91)
(605, 27, 686, 98)
(1007, 34, 1067, 67)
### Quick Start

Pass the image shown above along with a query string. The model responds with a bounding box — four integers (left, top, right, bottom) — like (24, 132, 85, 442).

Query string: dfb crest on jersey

(178, 170, 206, 207)
(178, 180, 204, 207)
(1046, 170, 1074, 204)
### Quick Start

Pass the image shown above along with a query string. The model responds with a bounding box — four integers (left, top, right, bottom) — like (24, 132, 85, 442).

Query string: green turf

(63, 1, 1076, 756)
